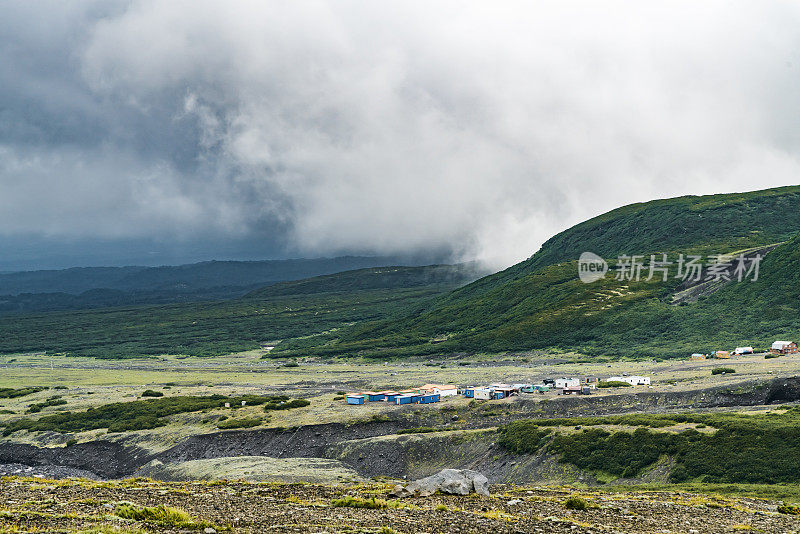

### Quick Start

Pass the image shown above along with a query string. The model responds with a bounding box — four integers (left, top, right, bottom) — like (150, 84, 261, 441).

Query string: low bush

(332, 496, 391, 509)
(113, 503, 219, 529)
(263, 398, 310, 411)
(217, 417, 263, 429)
(712, 367, 736, 375)
(0, 387, 47, 399)
(497, 422, 551, 454)
(141, 389, 164, 397)
(597, 380, 632, 388)
(27, 397, 67, 413)
(564, 496, 588, 510)
(1, 394, 310, 435)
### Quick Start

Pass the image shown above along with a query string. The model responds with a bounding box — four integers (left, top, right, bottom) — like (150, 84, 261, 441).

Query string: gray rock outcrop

(393, 468, 489, 497)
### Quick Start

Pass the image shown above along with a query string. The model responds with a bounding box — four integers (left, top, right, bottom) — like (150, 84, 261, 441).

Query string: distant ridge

(292, 185, 800, 359)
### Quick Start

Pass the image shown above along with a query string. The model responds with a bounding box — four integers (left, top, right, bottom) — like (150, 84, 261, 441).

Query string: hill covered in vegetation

(0, 255, 438, 315)
(0, 263, 477, 359)
(285, 185, 800, 359)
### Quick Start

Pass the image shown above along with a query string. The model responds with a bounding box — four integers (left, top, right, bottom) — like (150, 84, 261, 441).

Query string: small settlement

(688, 339, 798, 360)
(345, 376, 648, 405)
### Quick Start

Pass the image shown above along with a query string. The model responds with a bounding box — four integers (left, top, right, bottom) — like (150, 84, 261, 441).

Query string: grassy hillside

(0, 264, 476, 359)
(0, 255, 441, 315)
(286, 185, 800, 359)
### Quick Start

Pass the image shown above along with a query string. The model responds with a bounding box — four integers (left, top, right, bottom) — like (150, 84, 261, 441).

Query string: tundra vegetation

(1, 394, 310, 435)
(498, 408, 800, 483)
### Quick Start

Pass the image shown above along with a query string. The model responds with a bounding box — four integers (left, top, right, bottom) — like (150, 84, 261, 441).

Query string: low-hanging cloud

(2, 1, 800, 269)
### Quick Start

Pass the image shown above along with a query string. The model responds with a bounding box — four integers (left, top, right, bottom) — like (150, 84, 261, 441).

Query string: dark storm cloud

(1, 1, 800, 269)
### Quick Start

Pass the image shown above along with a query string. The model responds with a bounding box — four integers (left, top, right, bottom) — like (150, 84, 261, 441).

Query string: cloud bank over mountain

(2, 1, 800, 269)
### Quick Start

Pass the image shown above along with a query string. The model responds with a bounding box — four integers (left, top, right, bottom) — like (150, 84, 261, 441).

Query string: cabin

(555, 378, 580, 389)
(534, 385, 550, 393)
(363, 391, 385, 402)
(715, 351, 731, 359)
(463, 387, 476, 398)
(421, 384, 458, 397)
(771, 341, 798, 355)
(473, 388, 492, 400)
(416, 393, 440, 404)
(383, 391, 401, 402)
(494, 386, 518, 399)
(438, 385, 459, 397)
(690, 353, 706, 361)
(560, 386, 582, 395)
(346, 394, 365, 405)
(607, 375, 650, 386)
(394, 394, 414, 405)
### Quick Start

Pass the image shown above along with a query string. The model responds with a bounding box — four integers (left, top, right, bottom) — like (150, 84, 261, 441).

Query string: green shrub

(712, 367, 736, 375)
(564, 496, 588, 510)
(497, 422, 551, 454)
(1, 394, 307, 435)
(113, 503, 218, 529)
(778, 503, 800, 515)
(766, 353, 780, 359)
(217, 417, 263, 429)
(0, 387, 47, 399)
(27, 397, 67, 413)
(282, 361, 300, 368)
(141, 389, 164, 397)
(332, 496, 390, 509)
(65, 438, 78, 446)
(263, 398, 310, 411)
(597, 381, 632, 388)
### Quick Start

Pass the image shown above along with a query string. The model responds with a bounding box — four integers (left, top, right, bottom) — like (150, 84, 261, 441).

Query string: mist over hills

(0, 256, 451, 315)
(288, 186, 800, 359)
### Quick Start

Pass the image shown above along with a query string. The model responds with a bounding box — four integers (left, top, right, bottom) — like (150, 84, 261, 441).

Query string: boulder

(393, 469, 489, 497)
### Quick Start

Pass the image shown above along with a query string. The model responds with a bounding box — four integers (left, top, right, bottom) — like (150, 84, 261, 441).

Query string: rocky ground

(1, 476, 799, 533)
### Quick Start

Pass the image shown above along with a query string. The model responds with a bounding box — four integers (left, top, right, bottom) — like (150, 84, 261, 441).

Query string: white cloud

(2, 1, 800, 268)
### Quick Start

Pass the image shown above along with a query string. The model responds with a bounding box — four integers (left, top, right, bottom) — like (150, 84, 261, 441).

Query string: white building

(734, 347, 754, 355)
(437, 385, 459, 397)
(555, 377, 580, 389)
(608, 375, 650, 386)
(421, 384, 459, 397)
(473, 388, 492, 400)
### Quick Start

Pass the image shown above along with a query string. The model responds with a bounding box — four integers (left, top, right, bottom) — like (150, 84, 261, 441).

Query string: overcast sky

(1, 1, 799, 270)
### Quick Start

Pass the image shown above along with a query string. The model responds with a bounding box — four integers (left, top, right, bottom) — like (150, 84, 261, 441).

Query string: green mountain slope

(245, 264, 482, 299)
(0, 264, 477, 359)
(293, 185, 800, 359)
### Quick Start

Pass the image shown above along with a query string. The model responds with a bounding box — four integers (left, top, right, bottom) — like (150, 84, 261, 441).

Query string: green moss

(112, 503, 221, 530)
